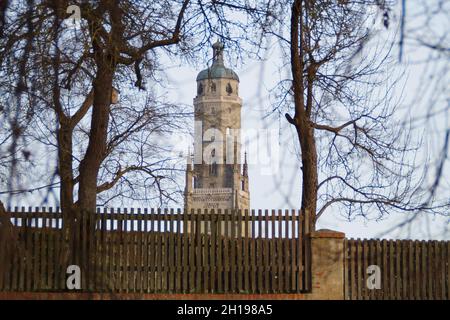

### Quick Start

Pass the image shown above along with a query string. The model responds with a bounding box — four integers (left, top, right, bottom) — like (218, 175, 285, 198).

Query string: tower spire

(212, 40, 224, 66)
(186, 146, 193, 170)
(243, 151, 248, 177)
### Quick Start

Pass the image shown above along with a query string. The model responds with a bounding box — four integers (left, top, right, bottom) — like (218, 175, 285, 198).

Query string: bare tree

(377, 0, 450, 235)
(0, 0, 271, 285)
(398, 0, 450, 194)
(262, 0, 450, 229)
(0, 0, 271, 208)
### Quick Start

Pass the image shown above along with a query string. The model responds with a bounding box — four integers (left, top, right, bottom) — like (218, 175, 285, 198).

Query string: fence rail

(0, 207, 310, 294)
(344, 238, 450, 300)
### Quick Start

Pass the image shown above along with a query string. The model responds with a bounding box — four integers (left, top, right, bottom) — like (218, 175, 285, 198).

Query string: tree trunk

(290, 0, 318, 231)
(76, 60, 114, 288)
(77, 65, 113, 212)
(297, 124, 318, 230)
(57, 120, 75, 213)
(57, 119, 77, 270)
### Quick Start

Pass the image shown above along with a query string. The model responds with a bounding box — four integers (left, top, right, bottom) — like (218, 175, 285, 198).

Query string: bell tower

(184, 41, 250, 231)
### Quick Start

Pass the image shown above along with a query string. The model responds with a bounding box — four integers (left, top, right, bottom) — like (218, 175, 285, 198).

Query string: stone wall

(307, 229, 346, 300)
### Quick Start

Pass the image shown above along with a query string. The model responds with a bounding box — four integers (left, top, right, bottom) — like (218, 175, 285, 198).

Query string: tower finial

(186, 146, 193, 169)
(243, 151, 248, 177)
(212, 40, 224, 65)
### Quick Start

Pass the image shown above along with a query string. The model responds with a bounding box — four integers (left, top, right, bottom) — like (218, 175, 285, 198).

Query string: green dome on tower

(196, 40, 239, 82)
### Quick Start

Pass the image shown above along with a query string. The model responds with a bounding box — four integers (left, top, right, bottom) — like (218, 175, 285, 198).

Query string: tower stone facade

(184, 41, 250, 227)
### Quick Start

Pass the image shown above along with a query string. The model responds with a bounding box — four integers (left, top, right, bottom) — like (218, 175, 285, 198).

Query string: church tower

(184, 41, 250, 227)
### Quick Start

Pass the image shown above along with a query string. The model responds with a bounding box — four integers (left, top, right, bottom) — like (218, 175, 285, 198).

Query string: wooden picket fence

(345, 239, 450, 300)
(0, 207, 311, 294)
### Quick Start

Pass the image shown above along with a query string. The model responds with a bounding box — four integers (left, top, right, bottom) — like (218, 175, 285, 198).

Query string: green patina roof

(196, 40, 239, 82)
(196, 64, 240, 82)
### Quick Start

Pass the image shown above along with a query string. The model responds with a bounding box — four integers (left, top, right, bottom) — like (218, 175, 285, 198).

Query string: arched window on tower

(197, 83, 203, 95)
(210, 162, 218, 176)
(241, 180, 245, 191)
(210, 82, 216, 93)
(226, 83, 233, 95)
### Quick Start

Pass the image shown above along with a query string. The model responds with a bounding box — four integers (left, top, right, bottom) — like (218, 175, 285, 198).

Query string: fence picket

(217, 210, 223, 293)
(264, 210, 270, 293)
(157, 209, 164, 292)
(290, 209, 296, 292)
(109, 209, 116, 292)
(448, 242, 450, 300)
(17, 207, 25, 292)
(189, 209, 195, 292)
(434, 241, 441, 300)
(421, 240, 427, 299)
(297, 211, 303, 292)
(355, 239, 362, 300)
(250, 210, 257, 293)
(194, 209, 201, 293)
(428, 241, 434, 300)
(284, 209, 290, 293)
(210, 210, 216, 293)
(257, 209, 263, 293)
(270, 210, 276, 293)
(129, 209, 136, 293)
(176, 208, 182, 293)
(303, 209, 311, 292)
(0, 210, 5, 291)
(148, 209, 155, 292)
(9, 207, 18, 291)
(25, 208, 33, 291)
(236, 209, 242, 293)
(223, 209, 229, 293)
(402, 241, 408, 299)
(277, 210, 283, 292)
(202, 210, 209, 293)
(441, 241, 446, 300)
(348, 240, 355, 300)
(182, 209, 188, 293)
(381, 240, 388, 299)
(136, 209, 142, 293)
(375, 240, 382, 300)
(414, 240, 420, 300)
(230, 209, 236, 293)
(243, 209, 249, 293)
(33, 207, 41, 291)
(168, 208, 175, 292)
(408, 241, 414, 300)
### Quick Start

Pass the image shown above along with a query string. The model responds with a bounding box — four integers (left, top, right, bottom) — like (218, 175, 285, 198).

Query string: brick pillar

(308, 229, 345, 300)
